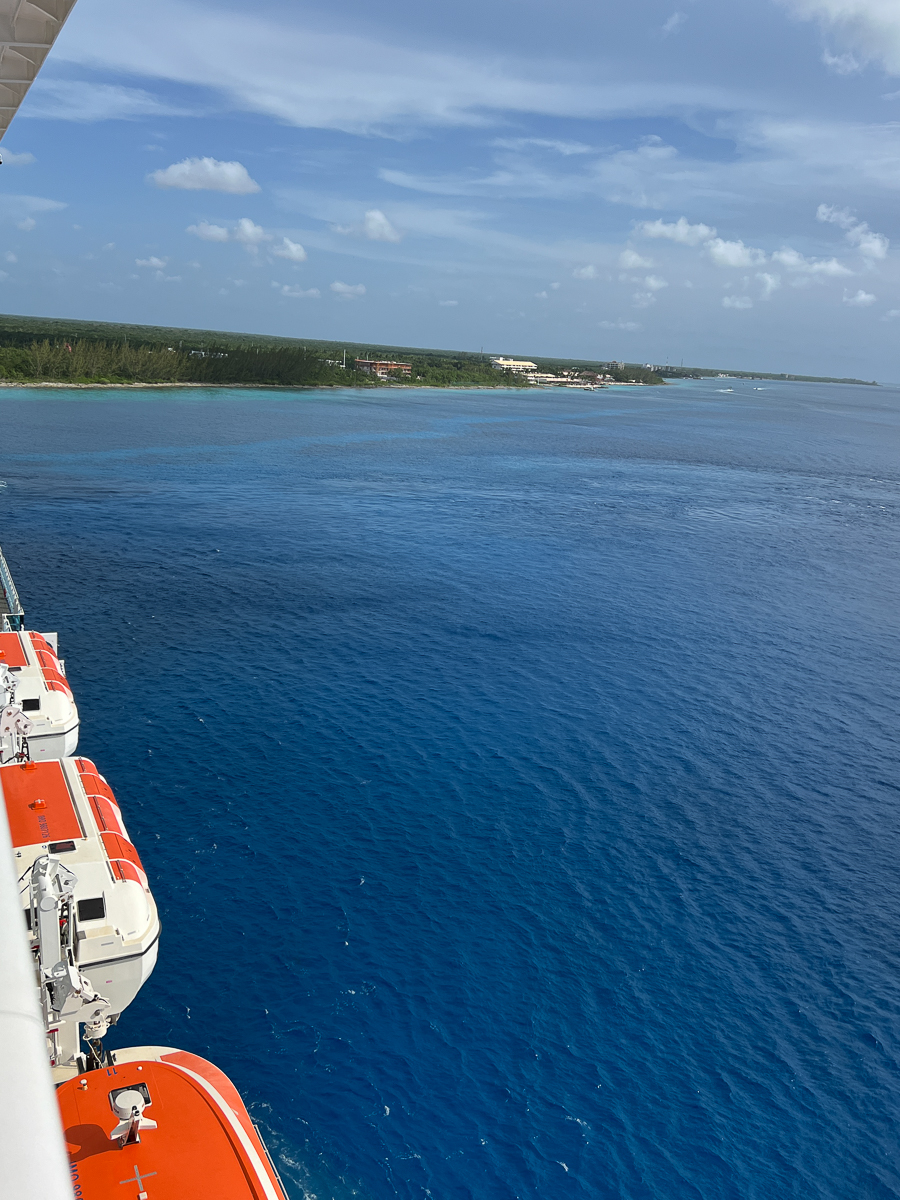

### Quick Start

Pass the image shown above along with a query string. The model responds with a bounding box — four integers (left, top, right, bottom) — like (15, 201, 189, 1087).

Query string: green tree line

(0, 340, 532, 387)
(0, 340, 348, 386)
(0, 339, 665, 388)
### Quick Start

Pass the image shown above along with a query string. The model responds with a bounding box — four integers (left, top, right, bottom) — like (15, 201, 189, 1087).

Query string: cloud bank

(781, 0, 900, 75)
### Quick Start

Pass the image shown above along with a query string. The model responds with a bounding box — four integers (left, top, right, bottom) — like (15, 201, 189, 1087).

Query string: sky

(4, 0, 900, 376)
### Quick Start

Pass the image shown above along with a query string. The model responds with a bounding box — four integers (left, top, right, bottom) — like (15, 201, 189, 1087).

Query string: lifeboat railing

(0, 545, 24, 632)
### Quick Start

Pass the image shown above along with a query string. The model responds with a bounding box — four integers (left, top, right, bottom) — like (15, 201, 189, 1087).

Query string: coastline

(0, 380, 660, 391)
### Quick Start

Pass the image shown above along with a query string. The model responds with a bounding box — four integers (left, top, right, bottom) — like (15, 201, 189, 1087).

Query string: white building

(491, 358, 538, 374)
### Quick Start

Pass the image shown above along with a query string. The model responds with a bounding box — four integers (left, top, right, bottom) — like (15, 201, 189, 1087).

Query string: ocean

(2, 378, 900, 1199)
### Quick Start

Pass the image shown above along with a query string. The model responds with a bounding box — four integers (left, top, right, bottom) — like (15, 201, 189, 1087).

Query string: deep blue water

(3, 379, 900, 1200)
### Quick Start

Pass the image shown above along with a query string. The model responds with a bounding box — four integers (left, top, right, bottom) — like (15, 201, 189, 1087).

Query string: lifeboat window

(77, 897, 106, 922)
(21, 698, 40, 711)
(49, 840, 76, 854)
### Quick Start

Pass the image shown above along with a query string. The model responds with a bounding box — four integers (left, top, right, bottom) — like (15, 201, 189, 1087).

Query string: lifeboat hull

(0, 630, 80, 759)
(0, 758, 160, 1078)
(58, 1047, 288, 1200)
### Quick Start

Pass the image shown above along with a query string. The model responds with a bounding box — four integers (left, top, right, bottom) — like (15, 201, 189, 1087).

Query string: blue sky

(4, 0, 900, 376)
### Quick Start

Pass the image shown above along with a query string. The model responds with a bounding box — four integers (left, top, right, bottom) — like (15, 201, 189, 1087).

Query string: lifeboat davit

(58, 1047, 289, 1200)
(0, 630, 79, 760)
(1, 757, 159, 1081)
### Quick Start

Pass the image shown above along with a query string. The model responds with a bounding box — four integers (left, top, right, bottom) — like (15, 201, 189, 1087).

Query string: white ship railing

(0, 544, 24, 631)
(0, 801, 74, 1198)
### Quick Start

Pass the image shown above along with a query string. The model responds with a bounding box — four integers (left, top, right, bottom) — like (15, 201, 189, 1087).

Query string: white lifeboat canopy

(0, 0, 79, 142)
(0, 630, 79, 759)
(0, 756, 160, 1081)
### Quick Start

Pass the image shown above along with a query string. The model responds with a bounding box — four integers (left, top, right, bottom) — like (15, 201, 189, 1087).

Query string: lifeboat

(0, 630, 79, 761)
(58, 1047, 289, 1200)
(1, 757, 160, 1081)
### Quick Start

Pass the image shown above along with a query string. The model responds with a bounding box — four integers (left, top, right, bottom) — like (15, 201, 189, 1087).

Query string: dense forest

(0, 340, 531, 387)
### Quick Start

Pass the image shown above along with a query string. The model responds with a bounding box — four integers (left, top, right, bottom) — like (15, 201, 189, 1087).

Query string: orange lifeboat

(58, 1047, 288, 1200)
(1, 758, 160, 1080)
(0, 630, 79, 760)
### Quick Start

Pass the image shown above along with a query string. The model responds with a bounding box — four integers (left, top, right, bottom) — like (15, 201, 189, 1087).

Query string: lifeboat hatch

(110, 1081, 152, 1111)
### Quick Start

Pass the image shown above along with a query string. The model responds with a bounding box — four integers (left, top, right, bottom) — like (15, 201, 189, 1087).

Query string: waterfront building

(355, 359, 412, 378)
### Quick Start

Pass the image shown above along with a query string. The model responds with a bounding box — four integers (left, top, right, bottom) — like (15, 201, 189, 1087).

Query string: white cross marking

(119, 1164, 157, 1193)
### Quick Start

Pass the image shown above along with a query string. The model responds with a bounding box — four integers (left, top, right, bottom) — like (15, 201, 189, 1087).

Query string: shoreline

(0, 380, 659, 391)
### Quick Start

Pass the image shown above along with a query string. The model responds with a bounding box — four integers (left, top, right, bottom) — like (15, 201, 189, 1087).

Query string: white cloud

(136, 255, 167, 267)
(779, 0, 900, 76)
(17, 218, 36, 232)
(2, 152, 35, 166)
(619, 249, 653, 269)
(21, 79, 189, 122)
(882, 308, 900, 319)
(333, 209, 402, 242)
(378, 134, 686, 208)
(272, 236, 307, 262)
(573, 264, 597, 279)
(707, 238, 767, 267)
(643, 274, 668, 291)
(272, 282, 320, 297)
(331, 280, 366, 297)
(848, 227, 889, 259)
(52, 0, 745, 135)
(4, 252, 15, 263)
(662, 12, 687, 35)
(822, 49, 861, 73)
(492, 137, 592, 155)
(817, 203, 889, 260)
(770, 246, 852, 274)
(149, 157, 260, 194)
(600, 320, 642, 330)
(363, 209, 401, 242)
(637, 217, 716, 245)
(187, 221, 230, 241)
(439, 299, 458, 305)
(816, 203, 856, 230)
(722, 295, 753, 308)
(186, 217, 271, 246)
(632, 291, 656, 308)
(843, 287, 876, 304)
(0, 194, 65, 226)
(233, 217, 269, 245)
(757, 271, 782, 297)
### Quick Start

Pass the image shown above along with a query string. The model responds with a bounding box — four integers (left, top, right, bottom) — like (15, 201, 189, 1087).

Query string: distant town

(355, 356, 658, 387)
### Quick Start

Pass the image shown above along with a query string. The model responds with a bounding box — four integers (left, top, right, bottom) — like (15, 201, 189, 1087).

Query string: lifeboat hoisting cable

(1, 758, 161, 1081)
(25, 854, 113, 1072)
(0, 699, 32, 764)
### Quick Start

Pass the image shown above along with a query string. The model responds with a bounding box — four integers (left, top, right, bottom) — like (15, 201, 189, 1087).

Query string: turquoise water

(3, 379, 900, 1199)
